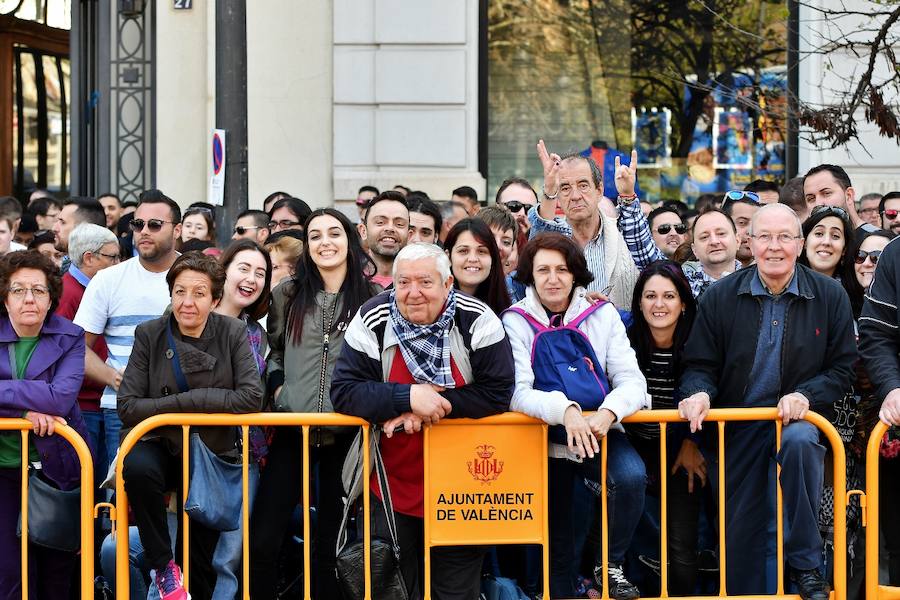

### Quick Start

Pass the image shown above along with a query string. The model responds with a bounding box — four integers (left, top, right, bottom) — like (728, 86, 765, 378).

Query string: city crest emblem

(467, 444, 504, 484)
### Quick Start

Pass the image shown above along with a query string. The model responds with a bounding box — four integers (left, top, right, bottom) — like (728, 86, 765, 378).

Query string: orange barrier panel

(113, 409, 847, 600)
(865, 420, 900, 599)
(0, 418, 95, 600)
(422, 408, 847, 600)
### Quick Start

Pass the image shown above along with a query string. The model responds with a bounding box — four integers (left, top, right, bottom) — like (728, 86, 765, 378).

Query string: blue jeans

(548, 429, 646, 598)
(100, 513, 178, 600)
(82, 408, 123, 474)
(210, 464, 259, 600)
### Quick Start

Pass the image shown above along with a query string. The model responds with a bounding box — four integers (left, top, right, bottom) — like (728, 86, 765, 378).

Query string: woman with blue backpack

(501, 232, 649, 600)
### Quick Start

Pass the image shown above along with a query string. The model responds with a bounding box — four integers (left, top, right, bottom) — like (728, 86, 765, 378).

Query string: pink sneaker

(152, 560, 191, 600)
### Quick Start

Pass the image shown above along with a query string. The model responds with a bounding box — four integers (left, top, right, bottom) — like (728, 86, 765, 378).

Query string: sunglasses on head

(855, 249, 883, 265)
(233, 225, 262, 235)
(502, 201, 534, 214)
(129, 218, 176, 233)
(810, 205, 849, 220)
(655, 223, 687, 235)
(883, 209, 899, 220)
(723, 190, 761, 204)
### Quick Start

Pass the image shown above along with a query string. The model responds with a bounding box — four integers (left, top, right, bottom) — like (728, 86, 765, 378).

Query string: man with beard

(803, 164, 874, 233)
(74, 189, 182, 444)
(681, 208, 741, 298)
(879, 191, 900, 235)
(723, 191, 760, 268)
(359, 190, 410, 287)
(52, 197, 106, 272)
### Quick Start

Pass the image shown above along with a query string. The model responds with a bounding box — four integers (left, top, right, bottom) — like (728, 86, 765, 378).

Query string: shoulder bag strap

(568, 300, 607, 329)
(502, 307, 547, 333)
(165, 321, 189, 394)
(373, 435, 403, 559)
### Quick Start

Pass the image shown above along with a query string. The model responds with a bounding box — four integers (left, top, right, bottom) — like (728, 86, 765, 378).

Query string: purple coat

(0, 314, 90, 490)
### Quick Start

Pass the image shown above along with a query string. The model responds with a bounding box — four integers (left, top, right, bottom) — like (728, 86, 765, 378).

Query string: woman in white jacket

(501, 232, 649, 600)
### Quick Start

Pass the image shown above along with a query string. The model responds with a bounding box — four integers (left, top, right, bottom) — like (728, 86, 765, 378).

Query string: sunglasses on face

(502, 201, 534, 214)
(233, 225, 262, 235)
(855, 249, 883, 265)
(655, 223, 687, 235)
(883, 209, 899, 220)
(129, 219, 177, 233)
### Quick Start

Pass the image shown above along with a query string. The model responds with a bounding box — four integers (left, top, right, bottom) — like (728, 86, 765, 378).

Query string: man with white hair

(678, 203, 856, 599)
(55, 223, 121, 471)
(332, 243, 515, 600)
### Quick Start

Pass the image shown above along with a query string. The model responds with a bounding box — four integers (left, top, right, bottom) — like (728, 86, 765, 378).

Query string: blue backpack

(506, 302, 610, 444)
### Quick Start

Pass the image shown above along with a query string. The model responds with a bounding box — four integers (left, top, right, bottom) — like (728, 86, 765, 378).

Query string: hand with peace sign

(614, 149, 639, 198)
(536, 139, 562, 220)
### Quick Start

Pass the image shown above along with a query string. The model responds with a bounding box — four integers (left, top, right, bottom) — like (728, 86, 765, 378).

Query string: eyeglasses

(810, 205, 849, 220)
(883, 209, 899, 220)
(268, 220, 301, 230)
(233, 225, 263, 235)
(185, 207, 212, 216)
(723, 190, 761, 204)
(7, 285, 50, 300)
(655, 223, 687, 235)
(129, 218, 177, 232)
(96, 251, 120, 263)
(859, 207, 879, 215)
(855, 249, 883, 265)
(502, 201, 534, 214)
(751, 233, 802, 245)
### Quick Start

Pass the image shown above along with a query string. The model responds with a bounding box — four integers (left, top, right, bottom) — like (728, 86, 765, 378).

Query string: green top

(0, 336, 42, 468)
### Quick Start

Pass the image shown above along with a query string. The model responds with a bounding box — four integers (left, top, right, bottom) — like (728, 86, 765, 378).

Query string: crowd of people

(1, 141, 900, 600)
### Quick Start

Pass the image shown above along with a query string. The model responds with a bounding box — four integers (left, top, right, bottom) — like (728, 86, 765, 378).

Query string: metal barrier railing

(112, 413, 368, 600)
(422, 408, 848, 600)
(0, 419, 95, 599)
(112, 409, 848, 600)
(865, 420, 900, 600)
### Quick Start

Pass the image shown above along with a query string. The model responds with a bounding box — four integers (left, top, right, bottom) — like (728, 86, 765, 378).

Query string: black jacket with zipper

(679, 264, 856, 419)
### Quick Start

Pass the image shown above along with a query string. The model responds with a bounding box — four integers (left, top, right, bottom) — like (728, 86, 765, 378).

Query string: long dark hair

(627, 260, 696, 373)
(444, 218, 511, 314)
(286, 208, 377, 344)
(798, 205, 855, 277)
(842, 229, 896, 319)
(219, 239, 272, 321)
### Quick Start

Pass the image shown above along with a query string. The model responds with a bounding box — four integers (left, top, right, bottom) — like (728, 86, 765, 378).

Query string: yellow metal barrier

(865, 420, 900, 599)
(114, 409, 847, 600)
(113, 413, 368, 600)
(0, 418, 95, 600)
(422, 408, 847, 600)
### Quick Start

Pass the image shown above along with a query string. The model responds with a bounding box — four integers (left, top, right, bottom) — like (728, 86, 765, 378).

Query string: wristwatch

(542, 186, 558, 201)
(617, 194, 638, 205)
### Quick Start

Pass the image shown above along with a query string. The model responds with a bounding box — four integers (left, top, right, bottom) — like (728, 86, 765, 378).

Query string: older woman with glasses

(118, 252, 264, 600)
(0, 250, 91, 599)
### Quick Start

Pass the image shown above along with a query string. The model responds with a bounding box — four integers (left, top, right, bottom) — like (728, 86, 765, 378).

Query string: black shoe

(790, 568, 830, 600)
(593, 563, 640, 599)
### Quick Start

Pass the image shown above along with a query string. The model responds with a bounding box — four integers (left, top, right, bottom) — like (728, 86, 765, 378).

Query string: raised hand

(614, 149, 639, 197)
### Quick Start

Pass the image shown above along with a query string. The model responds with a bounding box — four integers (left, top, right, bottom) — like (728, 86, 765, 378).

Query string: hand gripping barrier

(113, 409, 847, 600)
(424, 408, 848, 600)
(864, 420, 900, 600)
(0, 418, 95, 599)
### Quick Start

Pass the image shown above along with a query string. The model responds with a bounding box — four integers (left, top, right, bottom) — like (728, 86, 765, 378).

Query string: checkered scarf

(388, 288, 458, 388)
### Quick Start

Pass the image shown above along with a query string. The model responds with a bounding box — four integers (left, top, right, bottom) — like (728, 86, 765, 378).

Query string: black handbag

(17, 467, 81, 553)
(335, 429, 408, 600)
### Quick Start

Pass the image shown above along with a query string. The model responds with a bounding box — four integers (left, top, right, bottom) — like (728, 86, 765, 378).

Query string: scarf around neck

(388, 288, 458, 388)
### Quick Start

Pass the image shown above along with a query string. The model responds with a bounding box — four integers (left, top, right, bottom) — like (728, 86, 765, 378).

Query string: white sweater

(501, 286, 650, 433)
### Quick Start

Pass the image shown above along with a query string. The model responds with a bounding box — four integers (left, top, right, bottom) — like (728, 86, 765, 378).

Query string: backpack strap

(567, 300, 607, 329)
(502, 307, 549, 333)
